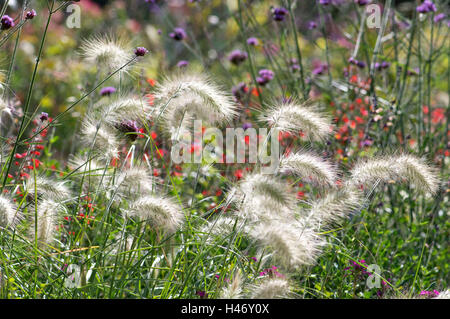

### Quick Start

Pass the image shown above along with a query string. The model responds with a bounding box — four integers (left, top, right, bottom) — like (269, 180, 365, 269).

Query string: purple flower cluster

(100, 86, 117, 96)
(169, 27, 186, 41)
(416, 0, 436, 13)
(374, 61, 390, 71)
(319, 0, 331, 5)
(1, 15, 14, 30)
(433, 13, 446, 23)
(134, 47, 148, 56)
(26, 9, 37, 20)
(40, 112, 49, 122)
(259, 266, 285, 278)
(116, 120, 140, 141)
(349, 57, 366, 69)
(228, 49, 248, 65)
(247, 37, 259, 46)
(256, 69, 274, 85)
(312, 63, 328, 76)
(272, 7, 288, 22)
(355, 0, 370, 5)
(419, 290, 440, 298)
(308, 21, 318, 30)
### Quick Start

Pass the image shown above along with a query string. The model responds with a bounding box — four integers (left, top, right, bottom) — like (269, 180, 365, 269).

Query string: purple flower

(256, 69, 274, 85)
(242, 122, 252, 130)
(356, 60, 366, 69)
(374, 61, 390, 71)
(355, 0, 370, 5)
(177, 60, 189, 68)
(319, 0, 331, 5)
(308, 21, 318, 29)
(272, 7, 288, 21)
(134, 47, 148, 57)
(1, 15, 14, 30)
(25, 9, 37, 20)
(247, 37, 259, 46)
(169, 27, 187, 41)
(416, 1, 436, 13)
(228, 49, 248, 65)
(312, 64, 328, 76)
(195, 290, 208, 298)
(419, 290, 440, 298)
(40, 112, 49, 122)
(116, 120, 139, 140)
(100, 86, 117, 96)
(433, 13, 445, 23)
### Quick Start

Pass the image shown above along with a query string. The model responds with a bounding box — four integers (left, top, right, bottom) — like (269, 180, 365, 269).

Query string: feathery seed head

(80, 117, 119, 160)
(153, 73, 238, 126)
(231, 173, 297, 210)
(279, 150, 338, 187)
(31, 199, 62, 247)
(220, 270, 243, 299)
(0, 195, 20, 228)
(25, 176, 71, 203)
(260, 99, 332, 141)
(128, 195, 184, 233)
(250, 221, 324, 269)
(251, 278, 291, 299)
(80, 34, 134, 72)
(350, 154, 440, 195)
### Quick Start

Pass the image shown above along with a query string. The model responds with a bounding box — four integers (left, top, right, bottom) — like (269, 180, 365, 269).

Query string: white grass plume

(251, 278, 291, 299)
(259, 99, 332, 141)
(31, 199, 61, 247)
(230, 173, 297, 210)
(220, 270, 243, 299)
(153, 73, 238, 125)
(306, 186, 364, 227)
(25, 176, 71, 203)
(279, 150, 337, 187)
(99, 96, 152, 126)
(80, 34, 133, 72)
(0, 195, 21, 228)
(114, 166, 158, 198)
(128, 195, 184, 233)
(350, 154, 440, 195)
(250, 221, 324, 269)
(80, 117, 119, 160)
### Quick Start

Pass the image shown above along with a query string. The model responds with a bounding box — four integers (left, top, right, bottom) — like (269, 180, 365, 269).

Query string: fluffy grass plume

(80, 117, 120, 160)
(259, 99, 332, 141)
(230, 173, 297, 210)
(0, 195, 20, 228)
(80, 34, 133, 72)
(128, 195, 184, 233)
(279, 150, 337, 187)
(25, 176, 71, 203)
(153, 73, 238, 125)
(99, 96, 152, 126)
(220, 270, 243, 299)
(251, 278, 291, 299)
(350, 154, 440, 194)
(307, 186, 364, 227)
(250, 221, 325, 269)
(30, 199, 61, 247)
